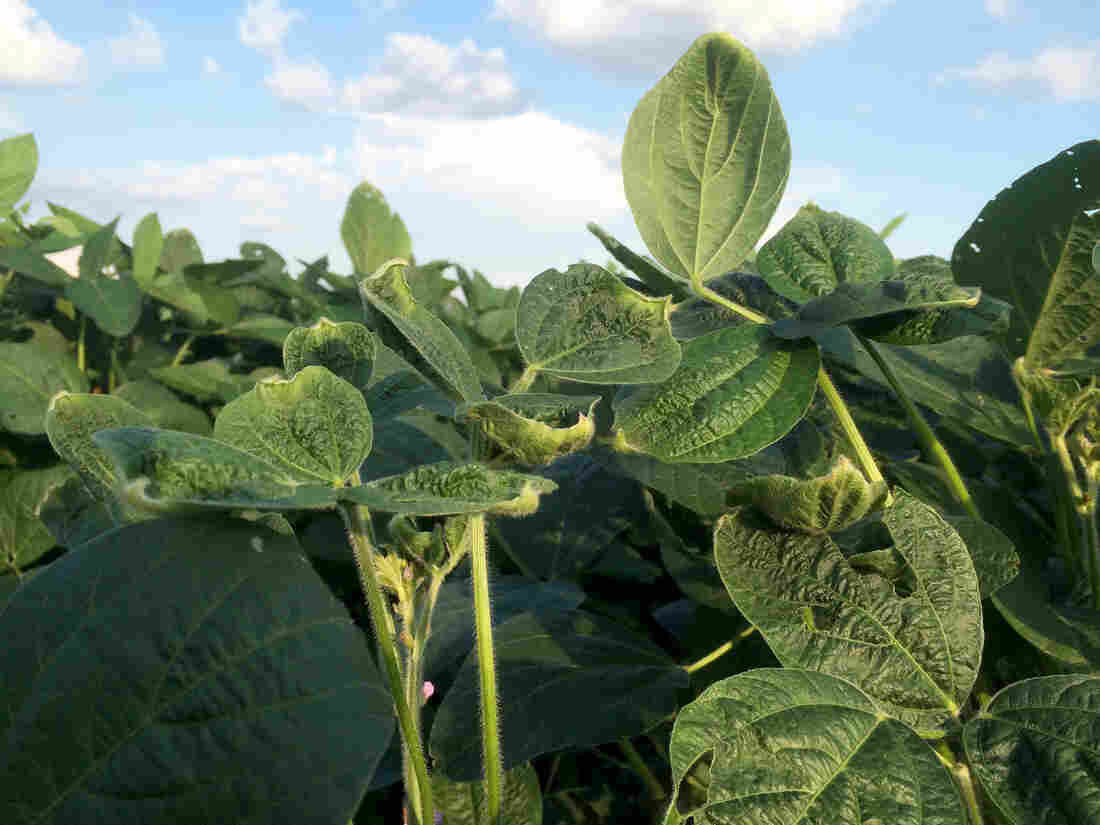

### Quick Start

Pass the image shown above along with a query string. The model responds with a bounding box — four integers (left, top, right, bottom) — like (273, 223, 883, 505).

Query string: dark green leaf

(149, 358, 256, 404)
(112, 380, 211, 435)
(0, 464, 71, 573)
(0, 339, 88, 435)
(131, 212, 163, 289)
(586, 222, 692, 300)
(283, 317, 376, 390)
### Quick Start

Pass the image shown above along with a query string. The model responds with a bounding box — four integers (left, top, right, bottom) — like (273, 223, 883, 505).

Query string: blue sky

(2, 0, 1097, 288)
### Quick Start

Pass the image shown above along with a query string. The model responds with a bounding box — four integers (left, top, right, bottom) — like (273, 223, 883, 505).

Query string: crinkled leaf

(943, 515, 1020, 600)
(666, 668, 965, 825)
(952, 140, 1100, 365)
(964, 674, 1100, 825)
(434, 761, 542, 825)
(341, 181, 412, 275)
(0, 464, 71, 574)
(586, 222, 692, 300)
(360, 259, 485, 403)
(669, 271, 799, 339)
(0, 517, 393, 825)
(0, 339, 88, 435)
(214, 366, 372, 486)
(0, 132, 36, 213)
(430, 609, 689, 782)
(612, 324, 819, 463)
(757, 204, 897, 304)
(283, 317, 376, 390)
(622, 34, 790, 284)
(456, 393, 599, 467)
(149, 358, 256, 404)
(112, 380, 211, 435)
(515, 262, 681, 384)
(131, 212, 163, 289)
(727, 454, 889, 534)
(715, 490, 983, 730)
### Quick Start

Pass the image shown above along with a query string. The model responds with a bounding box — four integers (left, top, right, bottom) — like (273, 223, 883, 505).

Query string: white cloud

(0, 0, 85, 87)
(203, 56, 220, 74)
(984, 0, 1012, 18)
(110, 13, 164, 68)
(940, 44, 1100, 102)
(266, 57, 333, 106)
(340, 34, 525, 118)
(238, 0, 302, 55)
(491, 0, 888, 72)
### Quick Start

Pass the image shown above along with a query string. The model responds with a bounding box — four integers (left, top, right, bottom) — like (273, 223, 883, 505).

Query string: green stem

(954, 762, 987, 825)
(682, 625, 756, 674)
(618, 739, 667, 800)
(506, 364, 537, 394)
(171, 333, 197, 366)
(77, 314, 86, 374)
(857, 333, 978, 519)
(470, 512, 503, 824)
(340, 500, 433, 825)
(1085, 475, 1100, 609)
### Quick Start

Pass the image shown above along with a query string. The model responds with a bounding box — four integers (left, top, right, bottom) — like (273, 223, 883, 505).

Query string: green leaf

(965, 674, 1100, 825)
(0, 245, 73, 287)
(878, 212, 908, 240)
(341, 181, 412, 275)
(160, 227, 203, 271)
(181, 261, 254, 327)
(222, 312, 296, 346)
(37, 474, 117, 549)
(213, 366, 373, 486)
(360, 259, 485, 403)
(622, 33, 790, 284)
(0, 133, 37, 213)
(132, 212, 163, 289)
(149, 358, 256, 404)
(113, 379, 212, 435)
(62, 219, 143, 337)
(728, 454, 889, 534)
(612, 324, 819, 463)
(456, 393, 599, 467)
(669, 271, 799, 339)
(430, 609, 689, 782)
(516, 262, 681, 384)
(586, 222, 693, 300)
(942, 515, 1020, 600)
(0, 339, 88, 435)
(757, 204, 897, 304)
(92, 426, 339, 514)
(715, 490, 983, 730)
(0, 517, 394, 825)
(435, 761, 543, 825)
(0, 464, 71, 574)
(283, 317, 376, 390)
(666, 668, 966, 825)
(952, 140, 1100, 365)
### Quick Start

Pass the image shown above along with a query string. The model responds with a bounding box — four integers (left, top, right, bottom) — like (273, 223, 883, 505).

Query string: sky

(2, 0, 1097, 289)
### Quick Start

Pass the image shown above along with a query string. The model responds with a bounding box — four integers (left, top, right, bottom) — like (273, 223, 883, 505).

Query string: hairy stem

(470, 512, 503, 824)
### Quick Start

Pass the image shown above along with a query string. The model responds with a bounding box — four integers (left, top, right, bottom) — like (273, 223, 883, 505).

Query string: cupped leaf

(0, 132, 36, 212)
(213, 366, 372, 486)
(342, 461, 557, 517)
(92, 426, 339, 514)
(283, 317, 376, 389)
(622, 33, 790, 284)
(669, 271, 799, 340)
(131, 212, 163, 289)
(964, 674, 1100, 825)
(434, 761, 543, 825)
(951, 140, 1100, 365)
(360, 259, 485, 403)
(727, 454, 889, 534)
(63, 218, 143, 337)
(715, 489, 983, 730)
(666, 668, 966, 825)
(430, 609, 690, 782)
(0, 339, 88, 435)
(456, 393, 599, 467)
(515, 262, 681, 385)
(0, 517, 394, 825)
(756, 204, 896, 304)
(612, 324, 819, 463)
(0, 464, 72, 574)
(112, 380, 212, 435)
(341, 181, 412, 276)
(586, 222, 692, 300)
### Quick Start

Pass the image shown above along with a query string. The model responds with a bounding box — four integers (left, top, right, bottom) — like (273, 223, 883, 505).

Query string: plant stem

(856, 333, 978, 518)
(953, 762, 987, 825)
(507, 364, 537, 394)
(618, 739, 667, 800)
(77, 314, 86, 373)
(682, 625, 756, 674)
(469, 512, 503, 824)
(171, 333, 197, 366)
(340, 500, 434, 825)
(1085, 475, 1100, 609)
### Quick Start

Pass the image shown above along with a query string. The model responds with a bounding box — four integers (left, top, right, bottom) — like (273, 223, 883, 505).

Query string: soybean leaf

(879, 212, 908, 240)
(160, 227, 203, 271)
(92, 426, 339, 514)
(612, 324, 819, 463)
(586, 222, 692, 300)
(622, 34, 790, 284)
(0, 517, 394, 825)
(0, 245, 73, 287)
(283, 317, 376, 390)
(0, 464, 72, 574)
(149, 358, 256, 404)
(222, 313, 296, 346)
(666, 668, 965, 825)
(37, 474, 117, 550)
(669, 271, 799, 340)
(942, 515, 1020, 600)
(359, 417, 451, 481)
(0, 339, 88, 435)
(715, 490, 983, 731)
(341, 181, 412, 276)
(757, 204, 897, 304)
(964, 674, 1100, 825)
(131, 212, 163, 289)
(360, 259, 485, 403)
(434, 761, 543, 825)
(430, 609, 689, 782)
(0, 132, 36, 213)
(112, 380, 212, 435)
(63, 219, 143, 337)
(456, 393, 599, 467)
(515, 262, 681, 385)
(213, 366, 373, 486)
(952, 140, 1100, 365)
